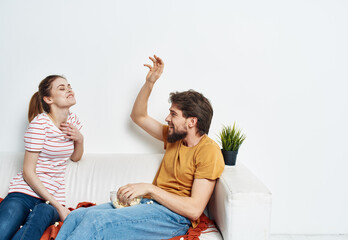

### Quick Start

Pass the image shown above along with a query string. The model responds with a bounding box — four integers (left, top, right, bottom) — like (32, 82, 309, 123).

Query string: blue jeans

(56, 199, 190, 240)
(0, 192, 60, 240)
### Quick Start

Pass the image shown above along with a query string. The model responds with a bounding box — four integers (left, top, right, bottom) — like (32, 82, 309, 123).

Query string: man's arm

(130, 55, 164, 141)
(117, 178, 216, 221)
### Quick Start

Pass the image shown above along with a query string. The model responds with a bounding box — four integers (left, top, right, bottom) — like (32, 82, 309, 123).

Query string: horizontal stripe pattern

(8, 112, 82, 205)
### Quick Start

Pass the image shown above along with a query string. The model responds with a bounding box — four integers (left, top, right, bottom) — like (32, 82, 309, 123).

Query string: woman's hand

(60, 123, 84, 162)
(117, 183, 154, 205)
(60, 123, 84, 143)
(144, 55, 164, 84)
(57, 205, 71, 221)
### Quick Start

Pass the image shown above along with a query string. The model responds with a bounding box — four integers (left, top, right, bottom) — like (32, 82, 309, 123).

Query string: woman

(0, 75, 84, 240)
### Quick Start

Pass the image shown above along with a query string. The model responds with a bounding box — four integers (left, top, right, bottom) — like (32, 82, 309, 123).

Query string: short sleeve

(194, 144, 225, 180)
(68, 112, 83, 130)
(24, 117, 46, 152)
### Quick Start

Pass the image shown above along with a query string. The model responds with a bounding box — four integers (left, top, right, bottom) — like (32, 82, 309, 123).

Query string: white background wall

(1, 0, 347, 234)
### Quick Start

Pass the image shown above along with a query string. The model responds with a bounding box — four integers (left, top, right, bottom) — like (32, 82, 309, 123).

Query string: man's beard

(167, 128, 188, 143)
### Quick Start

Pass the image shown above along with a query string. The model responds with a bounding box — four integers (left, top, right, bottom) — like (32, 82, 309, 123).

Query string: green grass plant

(218, 122, 246, 151)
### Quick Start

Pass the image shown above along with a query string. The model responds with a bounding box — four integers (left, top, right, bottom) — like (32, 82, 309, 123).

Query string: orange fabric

(40, 222, 63, 240)
(167, 213, 218, 240)
(40, 202, 96, 240)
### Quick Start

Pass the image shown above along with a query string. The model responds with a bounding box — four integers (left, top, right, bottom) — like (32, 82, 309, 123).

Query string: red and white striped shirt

(8, 112, 82, 205)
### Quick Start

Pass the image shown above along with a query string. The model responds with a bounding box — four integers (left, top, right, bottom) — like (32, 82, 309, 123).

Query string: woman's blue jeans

(56, 199, 190, 240)
(0, 192, 60, 240)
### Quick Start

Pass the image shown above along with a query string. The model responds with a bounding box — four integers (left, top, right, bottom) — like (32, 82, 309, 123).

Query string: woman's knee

(31, 203, 59, 223)
(33, 203, 55, 215)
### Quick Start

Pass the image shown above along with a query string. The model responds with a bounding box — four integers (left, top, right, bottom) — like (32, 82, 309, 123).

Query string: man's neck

(182, 133, 205, 147)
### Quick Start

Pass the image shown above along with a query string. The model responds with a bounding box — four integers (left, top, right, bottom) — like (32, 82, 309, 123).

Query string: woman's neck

(47, 108, 70, 128)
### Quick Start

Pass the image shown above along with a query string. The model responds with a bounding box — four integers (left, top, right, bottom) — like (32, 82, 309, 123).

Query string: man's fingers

(117, 185, 129, 199)
(144, 64, 152, 70)
(149, 56, 156, 64)
(121, 191, 131, 204)
(154, 55, 163, 66)
(117, 188, 124, 200)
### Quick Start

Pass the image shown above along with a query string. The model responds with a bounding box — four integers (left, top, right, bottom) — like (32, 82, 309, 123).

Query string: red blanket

(0, 198, 217, 240)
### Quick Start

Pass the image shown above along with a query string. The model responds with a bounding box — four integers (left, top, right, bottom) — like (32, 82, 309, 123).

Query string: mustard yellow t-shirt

(152, 125, 225, 227)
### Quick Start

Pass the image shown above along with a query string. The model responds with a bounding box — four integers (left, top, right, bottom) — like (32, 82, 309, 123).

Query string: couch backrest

(65, 153, 163, 207)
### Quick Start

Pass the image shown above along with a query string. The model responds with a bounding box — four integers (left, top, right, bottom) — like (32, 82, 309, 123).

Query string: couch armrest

(207, 162, 272, 240)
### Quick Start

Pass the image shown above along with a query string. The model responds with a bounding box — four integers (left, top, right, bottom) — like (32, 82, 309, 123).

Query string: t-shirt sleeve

(162, 125, 169, 150)
(194, 144, 225, 180)
(24, 117, 46, 152)
(69, 113, 83, 130)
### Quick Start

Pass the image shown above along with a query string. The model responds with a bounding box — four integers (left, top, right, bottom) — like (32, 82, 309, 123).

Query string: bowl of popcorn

(110, 191, 142, 208)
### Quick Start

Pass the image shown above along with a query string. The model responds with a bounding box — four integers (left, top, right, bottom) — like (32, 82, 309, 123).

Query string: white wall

(0, 0, 347, 234)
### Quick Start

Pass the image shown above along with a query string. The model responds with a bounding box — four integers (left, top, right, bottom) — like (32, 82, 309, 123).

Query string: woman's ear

(43, 96, 53, 105)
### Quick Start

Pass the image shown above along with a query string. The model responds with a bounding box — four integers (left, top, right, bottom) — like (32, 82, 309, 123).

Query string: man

(55, 55, 224, 240)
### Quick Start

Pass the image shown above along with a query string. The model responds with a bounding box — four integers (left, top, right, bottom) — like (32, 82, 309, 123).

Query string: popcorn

(112, 197, 141, 208)
(110, 191, 142, 209)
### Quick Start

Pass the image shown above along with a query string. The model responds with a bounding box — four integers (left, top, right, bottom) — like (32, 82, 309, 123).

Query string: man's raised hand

(144, 55, 164, 84)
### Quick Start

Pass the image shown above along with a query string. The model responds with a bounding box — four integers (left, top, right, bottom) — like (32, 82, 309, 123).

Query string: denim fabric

(56, 199, 190, 240)
(0, 192, 59, 240)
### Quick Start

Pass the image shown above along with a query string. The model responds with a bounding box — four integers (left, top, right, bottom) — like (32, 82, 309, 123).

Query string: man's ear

(188, 117, 198, 128)
(43, 96, 53, 105)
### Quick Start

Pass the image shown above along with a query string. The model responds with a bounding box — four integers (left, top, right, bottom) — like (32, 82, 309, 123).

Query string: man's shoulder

(198, 135, 221, 151)
(194, 135, 225, 178)
(192, 135, 223, 161)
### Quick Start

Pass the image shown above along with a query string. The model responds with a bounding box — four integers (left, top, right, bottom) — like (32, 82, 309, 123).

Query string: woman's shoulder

(30, 112, 50, 124)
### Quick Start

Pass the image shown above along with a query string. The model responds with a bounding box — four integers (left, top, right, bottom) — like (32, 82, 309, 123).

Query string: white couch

(0, 152, 272, 240)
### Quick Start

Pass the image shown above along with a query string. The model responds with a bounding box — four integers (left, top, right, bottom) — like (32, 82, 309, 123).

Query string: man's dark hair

(169, 90, 213, 136)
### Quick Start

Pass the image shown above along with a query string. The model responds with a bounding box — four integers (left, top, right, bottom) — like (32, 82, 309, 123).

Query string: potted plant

(218, 122, 246, 166)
